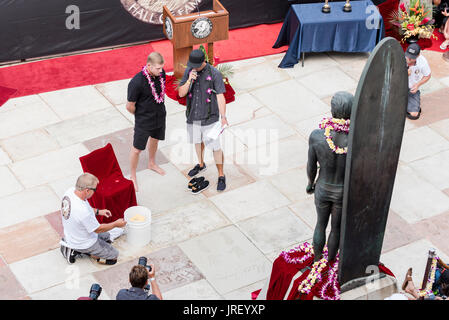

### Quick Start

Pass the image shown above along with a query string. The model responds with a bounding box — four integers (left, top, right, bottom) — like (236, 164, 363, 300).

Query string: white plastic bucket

(124, 206, 152, 247)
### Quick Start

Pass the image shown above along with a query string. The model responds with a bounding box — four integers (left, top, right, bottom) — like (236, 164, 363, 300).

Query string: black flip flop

(191, 180, 210, 194)
(188, 176, 205, 189)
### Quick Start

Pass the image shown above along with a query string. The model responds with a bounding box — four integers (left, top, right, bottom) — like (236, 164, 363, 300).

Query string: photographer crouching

(116, 257, 163, 300)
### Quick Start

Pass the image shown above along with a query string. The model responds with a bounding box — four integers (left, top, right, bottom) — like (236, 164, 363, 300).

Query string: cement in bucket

(124, 206, 152, 247)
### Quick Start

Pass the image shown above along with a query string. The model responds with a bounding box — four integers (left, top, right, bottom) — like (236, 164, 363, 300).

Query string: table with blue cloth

(273, 0, 385, 68)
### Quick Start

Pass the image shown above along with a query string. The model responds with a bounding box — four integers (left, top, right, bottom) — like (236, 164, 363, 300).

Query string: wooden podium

(163, 0, 229, 79)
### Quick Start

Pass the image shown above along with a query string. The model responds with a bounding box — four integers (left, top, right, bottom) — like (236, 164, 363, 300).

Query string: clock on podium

(163, 0, 229, 79)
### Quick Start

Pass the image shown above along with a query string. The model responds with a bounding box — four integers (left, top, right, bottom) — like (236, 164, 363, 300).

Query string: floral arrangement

(319, 117, 350, 155)
(419, 256, 439, 297)
(390, 0, 437, 42)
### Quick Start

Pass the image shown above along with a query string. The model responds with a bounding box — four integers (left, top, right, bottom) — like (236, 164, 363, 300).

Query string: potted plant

(390, 0, 437, 43)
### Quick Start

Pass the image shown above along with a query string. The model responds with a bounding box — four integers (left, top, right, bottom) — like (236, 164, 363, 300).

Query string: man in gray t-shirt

(178, 49, 228, 192)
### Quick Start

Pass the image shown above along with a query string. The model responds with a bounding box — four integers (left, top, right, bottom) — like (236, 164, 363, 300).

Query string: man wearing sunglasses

(60, 173, 127, 265)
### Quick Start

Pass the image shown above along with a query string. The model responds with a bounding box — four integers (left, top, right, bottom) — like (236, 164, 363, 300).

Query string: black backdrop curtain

(0, 0, 290, 63)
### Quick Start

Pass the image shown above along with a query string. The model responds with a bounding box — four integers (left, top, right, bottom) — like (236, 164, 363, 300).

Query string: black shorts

(133, 127, 165, 150)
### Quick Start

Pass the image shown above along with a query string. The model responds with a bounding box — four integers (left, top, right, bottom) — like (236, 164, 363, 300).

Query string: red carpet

(0, 23, 287, 101)
(0, 86, 17, 107)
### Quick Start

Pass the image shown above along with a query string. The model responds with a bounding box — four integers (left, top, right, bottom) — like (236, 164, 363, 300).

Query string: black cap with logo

(187, 49, 205, 68)
(405, 43, 421, 60)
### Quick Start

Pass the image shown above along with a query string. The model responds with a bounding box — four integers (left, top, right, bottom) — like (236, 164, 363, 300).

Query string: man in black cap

(405, 43, 431, 120)
(178, 49, 228, 192)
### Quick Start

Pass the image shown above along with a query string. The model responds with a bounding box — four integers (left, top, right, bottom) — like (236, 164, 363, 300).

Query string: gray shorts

(187, 121, 222, 151)
(76, 232, 118, 260)
(407, 90, 421, 113)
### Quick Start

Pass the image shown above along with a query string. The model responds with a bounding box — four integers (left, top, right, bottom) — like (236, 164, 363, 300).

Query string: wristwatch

(95, 208, 99, 215)
(149, 277, 156, 282)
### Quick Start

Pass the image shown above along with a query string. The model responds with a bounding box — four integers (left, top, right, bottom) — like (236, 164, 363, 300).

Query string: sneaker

(406, 108, 421, 120)
(61, 244, 77, 264)
(191, 180, 210, 194)
(217, 176, 226, 191)
(188, 163, 206, 177)
(188, 176, 205, 189)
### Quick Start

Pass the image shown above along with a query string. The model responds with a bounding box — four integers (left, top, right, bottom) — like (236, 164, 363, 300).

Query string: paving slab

(0, 96, 60, 139)
(0, 147, 11, 165)
(209, 181, 291, 223)
(0, 266, 28, 300)
(0, 94, 43, 114)
(409, 149, 449, 190)
(8, 144, 88, 188)
(268, 167, 313, 204)
(429, 118, 449, 141)
(327, 52, 370, 65)
(295, 112, 331, 140)
(412, 210, 449, 258)
(382, 211, 422, 254)
(228, 61, 291, 93)
(380, 239, 449, 289)
(0, 129, 60, 162)
(39, 85, 113, 120)
(421, 50, 449, 79)
(163, 279, 222, 300)
(83, 127, 169, 177)
(0, 186, 60, 229)
(237, 135, 309, 178)
(45, 211, 64, 238)
(250, 79, 330, 124)
(269, 52, 340, 79)
(0, 216, 60, 264)
(415, 89, 449, 127)
(29, 274, 112, 300)
(9, 249, 99, 294)
(225, 92, 267, 126)
(150, 200, 229, 248)
(222, 279, 266, 300)
(95, 79, 130, 105)
(45, 107, 132, 147)
(93, 245, 203, 298)
(186, 159, 256, 198)
(229, 114, 296, 148)
(237, 206, 313, 254)
(390, 164, 449, 223)
(48, 174, 79, 199)
(399, 126, 449, 163)
(179, 225, 272, 295)
(135, 163, 206, 215)
(296, 67, 358, 99)
(0, 166, 23, 198)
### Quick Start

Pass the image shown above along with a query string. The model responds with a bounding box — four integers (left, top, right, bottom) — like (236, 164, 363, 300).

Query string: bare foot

(149, 164, 166, 176)
(404, 275, 420, 300)
(131, 176, 138, 192)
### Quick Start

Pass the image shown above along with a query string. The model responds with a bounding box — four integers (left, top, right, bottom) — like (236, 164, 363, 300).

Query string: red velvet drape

(79, 143, 137, 224)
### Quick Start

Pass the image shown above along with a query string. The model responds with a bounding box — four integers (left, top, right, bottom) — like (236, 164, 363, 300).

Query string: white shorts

(187, 121, 222, 151)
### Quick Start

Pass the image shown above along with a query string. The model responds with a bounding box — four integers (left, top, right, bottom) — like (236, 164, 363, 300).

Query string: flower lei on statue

(319, 117, 350, 154)
(142, 66, 165, 104)
(280, 242, 341, 300)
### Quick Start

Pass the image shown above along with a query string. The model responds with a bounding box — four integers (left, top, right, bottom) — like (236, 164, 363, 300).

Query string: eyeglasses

(87, 187, 96, 192)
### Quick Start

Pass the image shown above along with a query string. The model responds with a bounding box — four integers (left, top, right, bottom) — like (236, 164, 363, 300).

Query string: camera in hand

(89, 283, 102, 300)
(138, 256, 152, 272)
